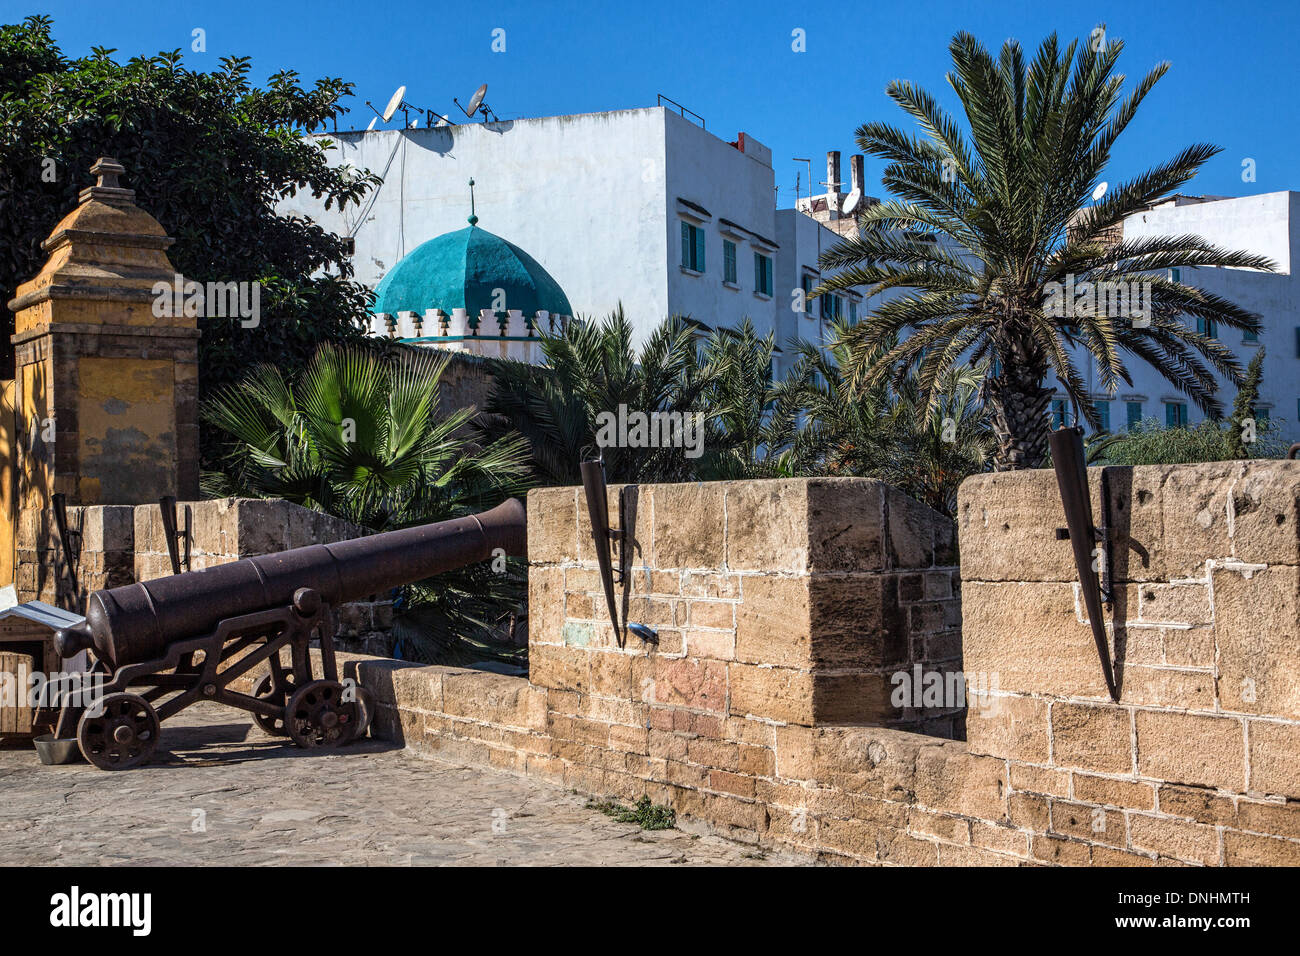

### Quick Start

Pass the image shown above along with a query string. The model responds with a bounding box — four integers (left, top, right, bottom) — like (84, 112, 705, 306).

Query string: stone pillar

(6, 157, 199, 602)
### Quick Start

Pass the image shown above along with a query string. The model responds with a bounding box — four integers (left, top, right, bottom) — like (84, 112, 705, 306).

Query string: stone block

(966, 693, 1050, 763)
(729, 664, 812, 725)
(809, 574, 907, 668)
(1223, 830, 1300, 865)
(1226, 460, 1300, 567)
(1213, 564, 1300, 719)
(1248, 720, 1300, 799)
(885, 486, 938, 570)
(1051, 703, 1133, 775)
(1129, 814, 1219, 865)
(1135, 710, 1245, 792)
(913, 745, 1008, 821)
(653, 657, 727, 713)
(650, 483, 724, 568)
(806, 477, 886, 572)
(526, 486, 578, 564)
(962, 581, 1113, 699)
(724, 479, 808, 572)
(734, 575, 810, 668)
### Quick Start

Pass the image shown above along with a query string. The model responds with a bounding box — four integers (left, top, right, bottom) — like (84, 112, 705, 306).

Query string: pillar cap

(8, 158, 181, 322)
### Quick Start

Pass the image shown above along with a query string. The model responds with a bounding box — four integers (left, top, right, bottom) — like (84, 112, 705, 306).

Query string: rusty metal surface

(45, 499, 527, 770)
(59, 498, 526, 668)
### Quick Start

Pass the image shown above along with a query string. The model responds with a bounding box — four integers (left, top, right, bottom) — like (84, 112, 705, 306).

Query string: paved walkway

(0, 703, 806, 866)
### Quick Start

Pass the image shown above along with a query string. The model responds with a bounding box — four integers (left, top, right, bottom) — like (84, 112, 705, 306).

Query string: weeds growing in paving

(587, 796, 676, 830)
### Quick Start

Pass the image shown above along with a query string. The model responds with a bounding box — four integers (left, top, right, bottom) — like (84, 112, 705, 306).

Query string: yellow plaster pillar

(6, 158, 200, 602)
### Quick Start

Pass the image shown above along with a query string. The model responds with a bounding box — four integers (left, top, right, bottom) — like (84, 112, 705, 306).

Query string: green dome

(371, 224, 572, 320)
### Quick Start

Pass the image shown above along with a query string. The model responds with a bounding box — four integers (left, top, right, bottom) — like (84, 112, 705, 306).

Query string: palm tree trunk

(987, 373, 1053, 470)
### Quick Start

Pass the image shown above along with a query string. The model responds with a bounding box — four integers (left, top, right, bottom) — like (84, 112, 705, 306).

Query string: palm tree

(812, 27, 1274, 469)
(780, 320, 991, 515)
(692, 320, 801, 479)
(202, 342, 532, 664)
(481, 307, 716, 484)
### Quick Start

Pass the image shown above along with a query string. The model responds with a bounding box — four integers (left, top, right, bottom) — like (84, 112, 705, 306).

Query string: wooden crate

(0, 650, 35, 736)
(0, 604, 75, 739)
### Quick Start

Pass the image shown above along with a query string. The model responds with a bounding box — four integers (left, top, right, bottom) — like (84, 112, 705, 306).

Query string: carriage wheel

(285, 680, 359, 749)
(251, 672, 296, 737)
(77, 693, 160, 771)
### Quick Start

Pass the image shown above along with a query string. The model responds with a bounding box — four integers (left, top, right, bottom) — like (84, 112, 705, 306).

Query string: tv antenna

(455, 83, 498, 123)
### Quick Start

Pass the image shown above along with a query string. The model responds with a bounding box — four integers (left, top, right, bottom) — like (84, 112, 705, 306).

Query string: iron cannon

(49, 498, 527, 770)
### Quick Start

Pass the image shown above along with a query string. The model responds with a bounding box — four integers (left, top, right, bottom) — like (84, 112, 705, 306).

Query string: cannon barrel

(55, 498, 527, 668)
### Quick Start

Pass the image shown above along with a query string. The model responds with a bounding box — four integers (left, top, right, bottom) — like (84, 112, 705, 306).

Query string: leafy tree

(0, 15, 379, 458)
(481, 308, 716, 484)
(202, 342, 532, 664)
(812, 26, 1273, 470)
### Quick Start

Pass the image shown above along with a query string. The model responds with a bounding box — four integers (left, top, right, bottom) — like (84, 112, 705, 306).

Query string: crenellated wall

(350, 462, 1300, 865)
(368, 308, 570, 364)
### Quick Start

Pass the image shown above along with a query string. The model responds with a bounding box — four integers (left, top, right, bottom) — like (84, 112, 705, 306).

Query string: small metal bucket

(33, 734, 82, 765)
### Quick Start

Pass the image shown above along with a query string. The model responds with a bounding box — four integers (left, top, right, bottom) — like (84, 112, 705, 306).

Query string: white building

(1060, 191, 1299, 443)
(281, 107, 864, 372)
(284, 107, 1298, 443)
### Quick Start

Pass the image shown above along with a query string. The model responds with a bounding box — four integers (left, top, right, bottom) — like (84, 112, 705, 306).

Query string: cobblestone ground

(0, 703, 807, 866)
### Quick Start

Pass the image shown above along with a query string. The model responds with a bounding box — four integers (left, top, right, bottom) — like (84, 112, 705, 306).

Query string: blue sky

(14, 0, 1298, 203)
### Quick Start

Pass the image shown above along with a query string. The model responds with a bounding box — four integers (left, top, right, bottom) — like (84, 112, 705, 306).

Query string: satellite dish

(841, 187, 862, 215)
(466, 83, 488, 116)
(382, 86, 407, 123)
(1092, 181, 1108, 202)
(366, 117, 377, 131)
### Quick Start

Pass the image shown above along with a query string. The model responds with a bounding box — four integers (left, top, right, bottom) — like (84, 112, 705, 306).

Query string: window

(1171, 268, 1182, 283)
(754, 252, 773, 296)
(1244, 325, 1258, 343)
(801, 275, 816, 315)
(1051, 399, 1068, 429)
(1295, 327, 1300, 358)
(820, 293, 843, 320)
(681, 221, 705, 272)
(1196, 316, 1217, 339)
(849, 299, 858, 323)
(1165, 401, 1188, 427)
(722, 240, 737, 284)
(1126, 401, 1143, 429)
(1256, 407, 1270, 421)
(1093, 400, 1110, 432)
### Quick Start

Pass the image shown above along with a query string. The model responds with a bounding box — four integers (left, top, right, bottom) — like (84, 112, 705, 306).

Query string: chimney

(850, 155, 864, 196)
(826, 151, 841, 219)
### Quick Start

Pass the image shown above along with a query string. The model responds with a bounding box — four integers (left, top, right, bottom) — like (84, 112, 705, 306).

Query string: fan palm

(202, 342, 532, 663)
(812, 26, 1274, 470)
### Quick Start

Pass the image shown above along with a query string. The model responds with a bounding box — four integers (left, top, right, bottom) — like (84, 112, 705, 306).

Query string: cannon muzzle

(78, 498, 527, 669)
(54, 622, 94, 658)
